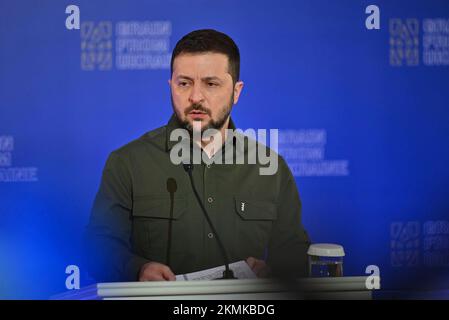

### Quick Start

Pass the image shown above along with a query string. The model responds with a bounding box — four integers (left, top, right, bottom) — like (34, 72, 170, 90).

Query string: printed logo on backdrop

(391, 220, 449, 267)
(390, 221, 420, 267)
(389, 19, 419, 66)
(81, 21, 113, 70)
(80, 21, 172, 71)
(0, 136, 38, 182)
(277, 130, 349, 177)
(389, 18, 449, 66)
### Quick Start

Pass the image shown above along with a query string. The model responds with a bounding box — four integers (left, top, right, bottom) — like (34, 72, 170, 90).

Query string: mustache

(184, 104, 211, 116)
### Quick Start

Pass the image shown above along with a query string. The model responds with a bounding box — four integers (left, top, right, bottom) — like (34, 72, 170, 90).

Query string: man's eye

(207, 82, 218, 87)
(179, 82, 188, 87)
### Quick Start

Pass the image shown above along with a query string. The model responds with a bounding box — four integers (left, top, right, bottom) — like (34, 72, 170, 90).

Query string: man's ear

(233, 81, 244, 104)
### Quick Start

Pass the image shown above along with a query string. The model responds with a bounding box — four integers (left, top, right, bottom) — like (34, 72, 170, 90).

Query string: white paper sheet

(175, 260, 257, 281)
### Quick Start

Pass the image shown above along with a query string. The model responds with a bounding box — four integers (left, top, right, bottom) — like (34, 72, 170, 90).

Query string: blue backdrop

(1, 0, 448, 298)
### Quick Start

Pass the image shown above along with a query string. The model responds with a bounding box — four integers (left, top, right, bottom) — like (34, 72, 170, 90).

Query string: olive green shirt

(85, 115, 310, 282)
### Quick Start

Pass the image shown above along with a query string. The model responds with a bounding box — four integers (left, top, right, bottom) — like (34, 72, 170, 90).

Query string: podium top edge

(96, 276, 375, 289)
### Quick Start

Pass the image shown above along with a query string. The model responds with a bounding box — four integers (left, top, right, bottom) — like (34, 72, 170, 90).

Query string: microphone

(166, 177, 177, 267)
(182, 163, 236, 279)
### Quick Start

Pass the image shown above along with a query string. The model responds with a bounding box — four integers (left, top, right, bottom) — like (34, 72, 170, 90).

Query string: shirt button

(207, 197, 213, 203)
(208, 233, 214, 239)
(206, 164, 211, 169)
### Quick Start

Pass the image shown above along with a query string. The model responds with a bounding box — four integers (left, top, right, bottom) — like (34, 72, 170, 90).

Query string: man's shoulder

(111, 124, 168, 158)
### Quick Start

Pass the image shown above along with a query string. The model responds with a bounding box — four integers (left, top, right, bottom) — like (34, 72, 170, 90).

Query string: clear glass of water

(307, 243, 345, 277)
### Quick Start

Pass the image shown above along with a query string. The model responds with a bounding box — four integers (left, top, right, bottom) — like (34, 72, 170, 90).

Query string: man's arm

(84, 151, 149, 282)
(266, 160, 311, 279)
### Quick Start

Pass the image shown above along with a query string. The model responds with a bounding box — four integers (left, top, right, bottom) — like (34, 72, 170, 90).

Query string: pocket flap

(234, 196, 277, 221)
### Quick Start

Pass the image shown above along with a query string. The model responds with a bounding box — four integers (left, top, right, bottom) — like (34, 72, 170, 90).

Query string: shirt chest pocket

(234, 196, 278, 256)
(132, 195, 188, 258)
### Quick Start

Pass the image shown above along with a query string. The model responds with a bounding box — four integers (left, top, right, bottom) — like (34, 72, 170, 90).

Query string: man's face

(169, 52, 243, 132)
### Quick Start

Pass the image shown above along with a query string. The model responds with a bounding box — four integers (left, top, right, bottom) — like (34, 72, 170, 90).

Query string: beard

(171, 92, 234, 134)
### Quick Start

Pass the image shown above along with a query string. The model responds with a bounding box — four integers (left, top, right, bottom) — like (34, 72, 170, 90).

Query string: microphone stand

(166, 178, 177, 267)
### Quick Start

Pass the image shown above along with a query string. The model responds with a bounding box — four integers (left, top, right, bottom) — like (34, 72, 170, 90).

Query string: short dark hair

(171, 29, 240, 83)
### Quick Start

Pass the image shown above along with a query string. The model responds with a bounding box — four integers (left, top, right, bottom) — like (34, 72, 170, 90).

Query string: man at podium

(85, 29, 310, 283)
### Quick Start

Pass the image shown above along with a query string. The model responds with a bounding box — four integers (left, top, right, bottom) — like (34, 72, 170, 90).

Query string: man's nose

(188, 83, 205, 104)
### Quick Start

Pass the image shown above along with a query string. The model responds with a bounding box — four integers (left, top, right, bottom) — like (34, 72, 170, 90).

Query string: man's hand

(139, 261, 176, 281)
(246, 257, 271, 278)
